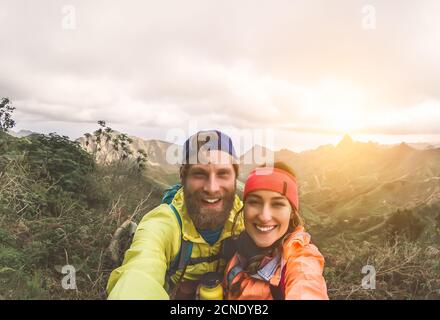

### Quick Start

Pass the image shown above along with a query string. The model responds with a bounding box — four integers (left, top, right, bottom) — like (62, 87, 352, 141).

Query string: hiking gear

(244, 167, 299, 211)
(163, 184, 238, 299)
(182, 130, 237, 164)
(197, 272, 224, 300)
(199, 227, 224, 246)
(224, 226, 328, 300)
(106, 186, 244, 300)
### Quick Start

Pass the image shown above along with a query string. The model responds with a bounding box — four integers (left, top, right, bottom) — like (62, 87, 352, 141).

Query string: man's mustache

(196, 193, 224, 200)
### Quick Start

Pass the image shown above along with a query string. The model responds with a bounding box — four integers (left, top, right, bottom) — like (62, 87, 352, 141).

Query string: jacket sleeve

(283, 243, 329, 300)
(106, 205, 180, 300)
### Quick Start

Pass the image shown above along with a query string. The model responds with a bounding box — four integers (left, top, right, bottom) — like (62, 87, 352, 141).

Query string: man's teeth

(255, 225, 276, 232)
(204, 198, 220, 203)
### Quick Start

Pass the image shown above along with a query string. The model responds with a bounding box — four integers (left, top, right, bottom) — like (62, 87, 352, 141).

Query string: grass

(1, 131, 439, 299)
(320, 233, 440, 299)
(0, 132, 162, 299)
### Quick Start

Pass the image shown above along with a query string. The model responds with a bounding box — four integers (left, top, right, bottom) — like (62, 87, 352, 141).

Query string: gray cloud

(1, 0, 440, 148)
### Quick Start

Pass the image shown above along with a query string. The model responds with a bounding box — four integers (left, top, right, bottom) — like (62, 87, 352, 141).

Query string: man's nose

(204, 174, 220, 194)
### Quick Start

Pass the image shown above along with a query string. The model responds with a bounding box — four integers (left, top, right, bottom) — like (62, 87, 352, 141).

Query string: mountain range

(9, 129, 440, 242)
(75, 132, 440, 238)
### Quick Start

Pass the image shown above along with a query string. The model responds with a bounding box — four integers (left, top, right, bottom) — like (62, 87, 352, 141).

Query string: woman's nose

(258, 204, 272, 223)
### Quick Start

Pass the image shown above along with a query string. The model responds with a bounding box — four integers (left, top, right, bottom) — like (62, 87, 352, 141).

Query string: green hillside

(0, 131, 164, 299)
(1, 128, 440, 299)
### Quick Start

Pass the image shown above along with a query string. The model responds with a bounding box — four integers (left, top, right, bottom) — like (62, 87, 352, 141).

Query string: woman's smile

(254, 224, 278, 233)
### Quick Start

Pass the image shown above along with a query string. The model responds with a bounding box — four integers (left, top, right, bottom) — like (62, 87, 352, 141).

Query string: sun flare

(304, 79, 367, 134)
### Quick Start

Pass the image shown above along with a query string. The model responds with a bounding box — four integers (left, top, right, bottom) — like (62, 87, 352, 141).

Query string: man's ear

(179, 165, 187, 185)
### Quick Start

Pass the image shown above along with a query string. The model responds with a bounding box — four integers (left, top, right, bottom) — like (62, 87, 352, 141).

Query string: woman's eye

(272, 202, 286, 207)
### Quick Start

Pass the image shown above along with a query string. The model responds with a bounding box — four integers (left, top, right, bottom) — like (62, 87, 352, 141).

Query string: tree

(83, 121, 147, 171)
(0, 98, 16, 132)
(19, 133, 95, 195)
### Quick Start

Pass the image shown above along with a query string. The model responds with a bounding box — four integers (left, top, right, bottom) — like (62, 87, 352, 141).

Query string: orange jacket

(224, 226, 329, 300)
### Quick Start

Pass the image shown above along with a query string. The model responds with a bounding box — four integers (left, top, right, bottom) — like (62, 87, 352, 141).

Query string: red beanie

(243, 167, 299, 211)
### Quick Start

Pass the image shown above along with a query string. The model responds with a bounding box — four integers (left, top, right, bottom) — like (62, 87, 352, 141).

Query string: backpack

(161, 184, 238, 292)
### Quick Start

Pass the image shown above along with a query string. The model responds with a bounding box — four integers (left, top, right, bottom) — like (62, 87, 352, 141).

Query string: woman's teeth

(255, 225, 277, 232)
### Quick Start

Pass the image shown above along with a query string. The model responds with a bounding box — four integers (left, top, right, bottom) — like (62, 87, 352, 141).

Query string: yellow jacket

(107, 187, 244, 299)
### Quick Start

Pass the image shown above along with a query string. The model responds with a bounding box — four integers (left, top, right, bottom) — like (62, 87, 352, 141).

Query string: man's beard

(183, 187, 236, 230)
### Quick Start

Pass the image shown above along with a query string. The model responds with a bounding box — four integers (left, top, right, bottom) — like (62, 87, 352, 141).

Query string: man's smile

(201, 197, 223, 208)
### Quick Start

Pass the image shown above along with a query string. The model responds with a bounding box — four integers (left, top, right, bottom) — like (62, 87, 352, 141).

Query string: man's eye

(192, 172, 206, 178)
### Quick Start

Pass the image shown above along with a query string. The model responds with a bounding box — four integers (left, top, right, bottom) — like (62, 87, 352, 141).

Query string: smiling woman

(223, 161, 328, 300)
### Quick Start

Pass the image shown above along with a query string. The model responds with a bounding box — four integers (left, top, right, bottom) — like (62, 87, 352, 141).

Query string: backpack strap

(166, 204, 193, 284)
(166, 201, 236, 298)
(162, 184, 182, 204)
(221, 236, 239, 262)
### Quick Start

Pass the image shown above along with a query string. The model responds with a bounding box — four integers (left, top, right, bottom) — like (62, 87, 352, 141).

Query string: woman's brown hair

(262, 161, 303, 232)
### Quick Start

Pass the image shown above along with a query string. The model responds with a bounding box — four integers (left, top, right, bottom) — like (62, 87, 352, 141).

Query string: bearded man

(107, 130, 244, 299)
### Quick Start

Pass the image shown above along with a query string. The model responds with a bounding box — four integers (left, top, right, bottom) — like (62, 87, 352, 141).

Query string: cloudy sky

(1, 0, 440, 152)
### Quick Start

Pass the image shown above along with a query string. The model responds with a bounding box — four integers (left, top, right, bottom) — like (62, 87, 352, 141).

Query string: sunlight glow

(303, 79, 368, 134)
